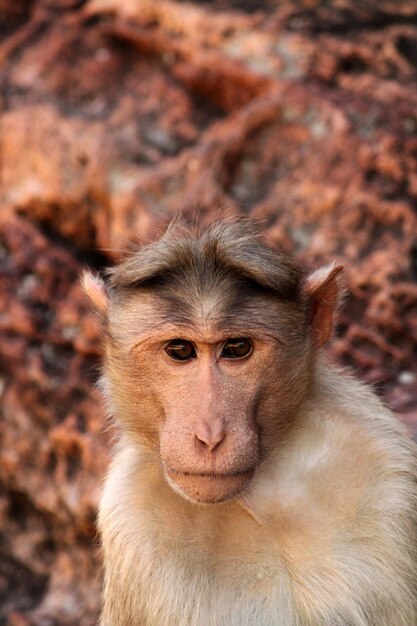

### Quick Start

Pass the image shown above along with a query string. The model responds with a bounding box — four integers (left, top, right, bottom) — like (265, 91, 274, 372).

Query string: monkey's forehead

(107, 288, 307, 347)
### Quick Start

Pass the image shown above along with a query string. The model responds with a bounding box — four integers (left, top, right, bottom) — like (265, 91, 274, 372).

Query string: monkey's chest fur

(104, 498, 309, 626)
(131, 524, 295, 626)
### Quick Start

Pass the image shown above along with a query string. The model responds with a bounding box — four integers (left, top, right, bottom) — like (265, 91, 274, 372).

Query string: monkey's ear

(82, 271, 109, 314)
(305, 264, 343, 348)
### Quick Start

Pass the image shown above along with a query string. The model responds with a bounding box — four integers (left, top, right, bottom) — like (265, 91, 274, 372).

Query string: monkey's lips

(164, 467, 256, 504)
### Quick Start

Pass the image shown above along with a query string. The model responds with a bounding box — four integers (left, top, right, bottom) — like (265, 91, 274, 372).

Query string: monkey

(83, 221, 417, 626)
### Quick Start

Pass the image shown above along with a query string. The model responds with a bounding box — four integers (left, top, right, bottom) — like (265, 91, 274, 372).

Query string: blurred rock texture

(0, 0, 417, 623)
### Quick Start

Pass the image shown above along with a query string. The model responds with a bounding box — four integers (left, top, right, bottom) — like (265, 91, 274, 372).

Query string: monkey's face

(84, 222, 341, 506)
(106, 291, 310, 505)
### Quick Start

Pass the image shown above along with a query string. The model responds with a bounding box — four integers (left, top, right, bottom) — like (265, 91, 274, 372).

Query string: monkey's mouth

(164, 467, 256, 504)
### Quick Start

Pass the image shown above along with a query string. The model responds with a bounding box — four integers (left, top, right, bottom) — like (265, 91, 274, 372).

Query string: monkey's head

(84, 222, 342, 504)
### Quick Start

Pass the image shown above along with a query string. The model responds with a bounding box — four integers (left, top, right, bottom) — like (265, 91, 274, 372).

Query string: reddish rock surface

(0, 1, 416, 623)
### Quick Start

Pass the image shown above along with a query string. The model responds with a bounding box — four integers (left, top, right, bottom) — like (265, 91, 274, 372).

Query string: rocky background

(0, 0, 416, 623)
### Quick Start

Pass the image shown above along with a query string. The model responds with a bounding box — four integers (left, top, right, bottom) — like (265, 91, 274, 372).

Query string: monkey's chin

(164, 469, 255, 504)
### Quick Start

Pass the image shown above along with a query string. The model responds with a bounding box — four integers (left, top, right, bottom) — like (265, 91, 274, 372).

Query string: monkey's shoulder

(276, 372, 417, 525)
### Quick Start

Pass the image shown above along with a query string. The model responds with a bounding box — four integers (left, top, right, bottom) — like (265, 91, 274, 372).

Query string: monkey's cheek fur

(164, 469, 256, 504)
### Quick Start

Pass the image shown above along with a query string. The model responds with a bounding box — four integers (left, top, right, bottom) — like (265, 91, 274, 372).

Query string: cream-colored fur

(99, 360, 417, 626)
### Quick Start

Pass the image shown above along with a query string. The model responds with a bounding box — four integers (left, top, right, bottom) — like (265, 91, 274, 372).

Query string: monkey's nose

(194, 419, 226, 453)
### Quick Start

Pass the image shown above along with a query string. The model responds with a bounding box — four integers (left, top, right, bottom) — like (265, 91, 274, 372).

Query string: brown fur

(84, 221, 417, 626)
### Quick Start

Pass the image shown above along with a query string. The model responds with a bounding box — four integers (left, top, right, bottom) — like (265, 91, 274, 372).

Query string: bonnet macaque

(84, 221, 417, 626)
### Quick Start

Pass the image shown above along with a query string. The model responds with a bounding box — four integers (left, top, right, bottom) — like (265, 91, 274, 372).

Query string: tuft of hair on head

(106, 218, 306, 304)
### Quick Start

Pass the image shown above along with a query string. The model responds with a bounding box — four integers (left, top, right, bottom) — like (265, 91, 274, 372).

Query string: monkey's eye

(221, 338, 252, 359)
(165, 340, 196, 361)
